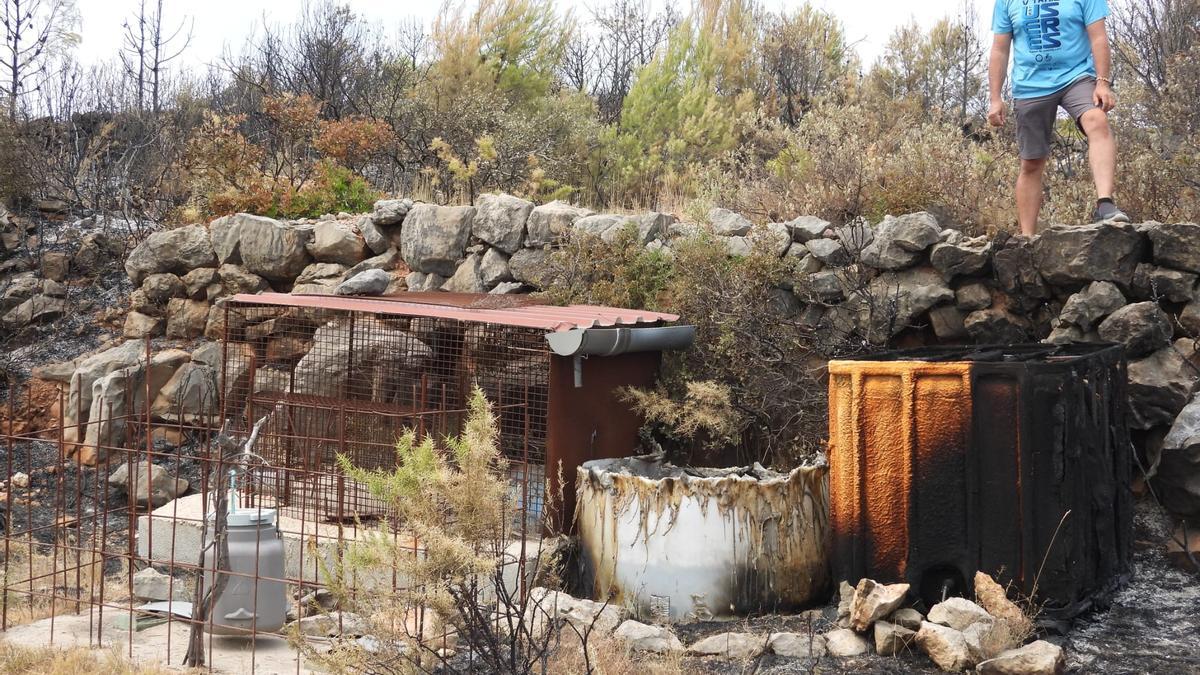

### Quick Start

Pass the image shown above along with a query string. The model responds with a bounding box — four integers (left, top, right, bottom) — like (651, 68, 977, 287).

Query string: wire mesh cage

(220, 295, 552, 528)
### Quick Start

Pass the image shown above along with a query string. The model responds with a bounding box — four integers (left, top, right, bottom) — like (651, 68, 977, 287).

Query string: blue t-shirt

(993, 0, 1109, 99)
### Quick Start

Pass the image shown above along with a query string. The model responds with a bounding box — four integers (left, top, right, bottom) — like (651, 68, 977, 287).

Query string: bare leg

(1016, 157, 1048, 236)
(1079, 108, 1115, 199)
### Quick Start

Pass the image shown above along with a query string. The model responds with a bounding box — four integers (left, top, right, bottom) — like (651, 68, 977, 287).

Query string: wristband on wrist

(1097, 76, 1113, 86)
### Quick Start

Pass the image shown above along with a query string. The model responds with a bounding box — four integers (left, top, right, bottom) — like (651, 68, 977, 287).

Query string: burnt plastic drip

(828, 343, 1132, 623)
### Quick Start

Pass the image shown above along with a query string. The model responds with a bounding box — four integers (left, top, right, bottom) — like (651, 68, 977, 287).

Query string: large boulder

(217, 264, 270, 295)
(1097, 302, 1173, 358)
(781, 215, 831, 242)
(856, 266, 954, 339)
(1147, 222, 1200, 273)
(141, 273, 186, 303)
(150, 362, 218, 422)
(165, 299, 210, 339)
(479, 247, 513, 287)
(524, 588, 627, 637)
(1032, 223, 1144, 287)
(2, 294, 67, 330)
(307, 220, 369, 266)
(806, 237, 851, 266)
(994, 237, 1051, 305)
(291, 317, 432, 398)
(508, 248, 553, 288)
(64, 341, 146, 446)
(400, 204, 474, 276)
(1156, 393, 1200, 516)
(1057, 281, 1126, 332)
(210, 214, 313, 282)
(525, 200, 592, 247)
(861, 212, 942, 271)
(442, 254, 486, 293)
(355, 214, 389, 255)
(1125, 341, 1199, 430)
(79, 349, 190, 465)
(473, 193, 533, 253)
(965, 307, 1032, 344)
(125, 224, 216, 285)
(123, 311, 163, 339)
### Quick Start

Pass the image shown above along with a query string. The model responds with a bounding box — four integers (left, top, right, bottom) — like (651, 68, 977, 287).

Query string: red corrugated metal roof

(228, 292, 680, 332)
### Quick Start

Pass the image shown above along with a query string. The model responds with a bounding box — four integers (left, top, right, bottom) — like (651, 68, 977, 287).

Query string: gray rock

(1147, 222, 1200, 273)
(123, 311, 163, 339)
(806, 238, 850, 266)
(750, 223, 793, 257)
(108, 462, 189, 507)
(573, 214, 625, 240)
(1125, 341, 1198, 430)
(524, 588, 627, 637)
(836, 580, 854, 627)
(965, 307, 1033, 344)
(345, 249, 402, 278)
(687, 632, 765, 659)
(1131, 263, 1198, 303)
(782, 215, 831, 242)
(963, 618, 1017, 663)
(628, 212, 673, 244)
(474, 193, 533, 253)
(875, 620, 917, 656)
(217, 264, 270, 295)
(824, 628, 868, 657)
(371, 198, 412, 226)
(1, 275, 66, 311)
(1033, 223, 1144, 287)
(1097, 302, 1173, 358)
(356, 214, 390, 255)
(1156, 393, 1200, 516)
(73, 232, 125, 275)
(769, 631, 827, 658)
(994, 237, 1051, 303)
(63, 341, 145, 445)
(150, 362, 218, 423)
(928, 597, 993, 631)
(294, 262, 348, 291)
(1058, 281, 1126, 332)
(2, 294, 67, 329)
(400, 204, 475, 276)
(142, 273, 186, 303)
(479, 247, 513, 287)
(442, 254, 486, 293)
(405, 271, 447, 292)
(861, 213, 942, 271)
(336, 269, 392, 296)
(525, 200, 592, 247)
(181, 268, 219, 299)
(125, 224, 216, 285)
(929, 305, 969, 340)
(857, 266, 954, 339)
(916, 621, 976, 672)
(793, 253, 823, 276)
(710, 207, 753, 236)
(210, 214, 313, 282)
(1045, 325, 1087, 345)
(722, 235, 752, 257)
(850, 579, 910, 632)
(614, 620, 684, 654)
(292, 317, 432, 399)
(931, 235, 992, 280)
(307, 220, 369, 265)
(890, 607, 925, 631)
(509, 248, 553, 288)
(165, 299, 209, 338)
(132, 567, 189, 602)
(950, 281, 988, 309)
(490, 281, 525, 294)
(977, 640, 1066, 675)
(767, 287, 801, 317)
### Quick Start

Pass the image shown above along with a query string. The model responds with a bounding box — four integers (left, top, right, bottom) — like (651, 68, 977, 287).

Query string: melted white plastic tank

(576, 455, 830, 622)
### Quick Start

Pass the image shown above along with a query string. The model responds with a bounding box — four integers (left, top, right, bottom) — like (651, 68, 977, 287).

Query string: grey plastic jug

(203, 508, 287, 635)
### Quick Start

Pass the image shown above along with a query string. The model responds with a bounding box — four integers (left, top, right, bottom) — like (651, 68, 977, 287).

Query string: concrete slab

(0, 609, 330, 674)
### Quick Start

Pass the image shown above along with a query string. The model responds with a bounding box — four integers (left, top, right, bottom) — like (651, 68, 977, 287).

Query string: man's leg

(1016, 158, 1047, 236)
(1079, 108, 1115, 199)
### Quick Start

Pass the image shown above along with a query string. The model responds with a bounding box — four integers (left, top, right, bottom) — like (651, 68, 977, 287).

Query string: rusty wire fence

(0, 297, 554, 672)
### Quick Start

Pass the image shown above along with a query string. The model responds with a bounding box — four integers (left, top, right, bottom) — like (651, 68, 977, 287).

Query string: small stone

(132, 567, 188, 602)
(823, 628, 868, 657)
(710, 207, 753, 236)
(963, 617, 1017, 662)
(289, 611, 369, 637)
(768, 631, 827, 658)
(977, 640, 1066, 675)
(806, 238, 850, 266)
(916, 621, 976, 672)
(929, 305, 969, 340)
(687, 632, 765, 659)
(123, 311, 164, 339)
(41, 250, 72, 281)
(10, 472, 29, 489)
(874, 620, 917, 656)
(836, 580, 854, 627)
(108, 462, 188, 507)
(928, 597, 993, 632)
(890, 607, 925, 631)
(783, 215, 831, 242)
(850, 579, 910, 632)
(614, 619, 684, 654)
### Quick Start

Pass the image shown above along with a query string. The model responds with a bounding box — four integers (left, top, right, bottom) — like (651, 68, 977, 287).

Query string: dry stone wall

(11, 195, 1200, 516)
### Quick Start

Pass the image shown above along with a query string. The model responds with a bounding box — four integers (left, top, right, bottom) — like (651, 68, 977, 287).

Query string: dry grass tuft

(0, 641, 181, 674)
(546, 635, 686, 675)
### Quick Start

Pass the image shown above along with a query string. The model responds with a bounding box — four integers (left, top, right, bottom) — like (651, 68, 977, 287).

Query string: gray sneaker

(1092, 201, 1131, 223)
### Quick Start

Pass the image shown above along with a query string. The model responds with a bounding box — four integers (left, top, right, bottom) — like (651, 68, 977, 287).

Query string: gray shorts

(1014, 76, 1101, 160)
